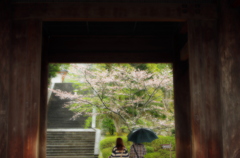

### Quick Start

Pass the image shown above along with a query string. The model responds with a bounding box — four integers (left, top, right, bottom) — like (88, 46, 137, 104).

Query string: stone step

(47, 83, 87, 128)
(47, 134, 95, 139)
(47, 135, 95, 138)
(47, 137, 95, 140)
(47, 153, 93, 158)
(47, 149, 94, 152)
(47, 133, 95, 136)
(47, 151, 94, 154)
(47, 141, 95, 146)
(47, 147, 94, 153)
(46, 130, 96, 157)
(47, 156, 98, 158)
(47, 151, 94, 156)
(47, 134, 95, 138)
(47, 146, 94, 150)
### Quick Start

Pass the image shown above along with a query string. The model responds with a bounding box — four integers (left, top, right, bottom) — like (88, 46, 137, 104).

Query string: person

(129, 143, 146, 158)
(109, 138, 129, 158)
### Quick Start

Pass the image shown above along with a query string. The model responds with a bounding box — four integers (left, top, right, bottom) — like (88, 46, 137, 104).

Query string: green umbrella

(128, 128, 158, 144)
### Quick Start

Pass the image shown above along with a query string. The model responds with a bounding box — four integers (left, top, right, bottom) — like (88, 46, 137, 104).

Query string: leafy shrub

(102, 147, 112, 158)
(145, 152, 162, 158)
(144, 135, 176, 151)
(84, 117, 92, 128)
(145, 149, 175, 158)
(101, 117, 116, 135)
(100, 137, 116, 150)
(145, 146, 154, 153)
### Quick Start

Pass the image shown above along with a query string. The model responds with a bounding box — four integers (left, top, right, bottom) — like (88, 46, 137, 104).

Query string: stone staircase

(47, 83, 99, 158)
(46, 129, 98, 158)
(47, 83, 87, 129)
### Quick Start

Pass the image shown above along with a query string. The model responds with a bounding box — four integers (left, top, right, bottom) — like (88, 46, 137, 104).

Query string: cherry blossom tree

(51, 64, 174, 135)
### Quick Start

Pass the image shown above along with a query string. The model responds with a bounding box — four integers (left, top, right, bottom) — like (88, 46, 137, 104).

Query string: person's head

(116, 138, 124, 150)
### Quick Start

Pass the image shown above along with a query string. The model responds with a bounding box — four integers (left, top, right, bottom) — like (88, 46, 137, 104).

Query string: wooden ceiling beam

(48, 36, 172, 52)
(47, 52, 174, 63)
(12, 3, 217, 21)
(232, 0, 240, 8)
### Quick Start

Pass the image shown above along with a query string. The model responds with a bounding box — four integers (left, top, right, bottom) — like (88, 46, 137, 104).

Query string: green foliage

(144, 135, 176, 151)
(102, 117, 116, 135)
(130, 64, 148, 70)
(48, 64, 61, 79)
(130, 63, 172, 73)
(102, 147, 113, 158)
(144, 152, 162, 158)
(144, 151, 175, 158)
(84, 117, 92, 128)
(171, 129, 175, 136)
(48, 63, 70, 83)
(145, 146, 154, 153)
(100, 137, 117, 151)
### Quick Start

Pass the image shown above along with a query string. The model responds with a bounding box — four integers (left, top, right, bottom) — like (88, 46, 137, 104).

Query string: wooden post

(188, 20, 222, 158)
(0, 2, 11, 158)
(173, 49, 191, 157)
(8, 19, 42, 158)
(39, 31, 49, 158)
(219, 1, 240, 158)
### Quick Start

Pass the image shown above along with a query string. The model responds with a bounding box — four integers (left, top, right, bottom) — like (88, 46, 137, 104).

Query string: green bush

(101, 117, 116, 135)
(102, 147, 112, 158)
(145, 152, 162, 158)
(145, 149, 175, 158)
(145, 146, 154, 153)
(144, 135, 176, 151)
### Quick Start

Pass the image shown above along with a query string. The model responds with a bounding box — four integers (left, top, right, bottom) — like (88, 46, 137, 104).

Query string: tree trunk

(112, 116, 123, 136)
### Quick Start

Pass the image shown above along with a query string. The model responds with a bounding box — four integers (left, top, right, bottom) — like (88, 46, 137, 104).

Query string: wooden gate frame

(1, 1, 240, 158)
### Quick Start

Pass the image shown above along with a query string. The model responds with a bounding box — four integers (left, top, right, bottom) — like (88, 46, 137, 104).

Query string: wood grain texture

(232, 0, 240, 8)
(49, 36, 172, 53)
(173, 60, 191, 158)
(12, 3, 217, 21)
(219, 1, 240, 158)
(39, 33, 49, 158)
(188, 20, 222, 158)
(47, 35, 174, 63)
(48, 52, 174, 63)
(24, 20, 42, 158)
(0, 3, 11, 158)
(8, 19, 26, 158)
(8, 20, 42, 158)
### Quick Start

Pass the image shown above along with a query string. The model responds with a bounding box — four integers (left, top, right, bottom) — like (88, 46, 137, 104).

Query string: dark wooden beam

(220, 0, 240, 157)
(48, 52, 174, 63)
(0, 3, 11, 158)
(48, 36, 172, 53)
(12, 3, 217, 21)
(232, 0, 240, 8)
